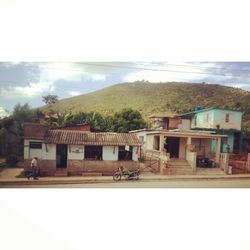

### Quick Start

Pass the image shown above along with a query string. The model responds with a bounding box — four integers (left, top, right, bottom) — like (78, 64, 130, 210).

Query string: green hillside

(47, 82, 250, 122)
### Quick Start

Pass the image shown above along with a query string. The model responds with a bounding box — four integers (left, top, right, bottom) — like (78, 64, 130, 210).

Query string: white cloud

(1, 81, 55, 98)
(68, 91, 82, 96)
(39, 62, 106, 82)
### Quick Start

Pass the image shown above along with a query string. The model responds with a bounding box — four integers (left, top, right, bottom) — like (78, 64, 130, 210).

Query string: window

(84, 146, 102, 160)
(118, 146, 132, 160)
(29, 142, 42, 149)
(225, 113, 230, 123)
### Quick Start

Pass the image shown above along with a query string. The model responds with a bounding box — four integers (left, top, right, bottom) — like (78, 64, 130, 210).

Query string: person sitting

(122, 166, 132, 176)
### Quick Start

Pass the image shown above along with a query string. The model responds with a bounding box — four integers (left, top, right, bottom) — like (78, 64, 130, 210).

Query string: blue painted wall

(210, 132, 235, 153)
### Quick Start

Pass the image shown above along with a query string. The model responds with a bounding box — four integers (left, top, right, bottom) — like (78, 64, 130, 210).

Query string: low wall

(24, 159, 57, 176)
(186, 150, 197, 171)
(25, 159, 139, 176)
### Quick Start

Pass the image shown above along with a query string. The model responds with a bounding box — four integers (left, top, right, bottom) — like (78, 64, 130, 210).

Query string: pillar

(215, 137, 221, 165)
(159, 134, 165, 152)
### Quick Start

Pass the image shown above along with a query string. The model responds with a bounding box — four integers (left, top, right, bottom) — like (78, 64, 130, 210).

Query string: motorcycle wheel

(113, 173, 122, 181)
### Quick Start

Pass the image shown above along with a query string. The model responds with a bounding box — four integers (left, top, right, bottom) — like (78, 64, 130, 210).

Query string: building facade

(179, 108, 243, 153)
(24, 123, 141, 176)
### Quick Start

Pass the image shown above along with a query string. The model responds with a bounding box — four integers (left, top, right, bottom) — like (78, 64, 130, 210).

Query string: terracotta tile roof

(44, 129, 141, 146)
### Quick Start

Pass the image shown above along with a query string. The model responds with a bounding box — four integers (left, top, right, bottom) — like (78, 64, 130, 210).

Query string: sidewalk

(1, 168, 250, 186)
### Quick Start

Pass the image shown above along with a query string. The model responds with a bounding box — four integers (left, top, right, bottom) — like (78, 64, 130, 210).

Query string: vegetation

(0, 103, 40, 164)
(45, 108, 146, 133)
(42, 94, 58, 105)
(43, 81, 250, 125)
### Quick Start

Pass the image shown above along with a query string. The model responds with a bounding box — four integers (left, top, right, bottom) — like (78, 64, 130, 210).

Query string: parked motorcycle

(196, 156, 214, 168)
(113, 166, 140, 181)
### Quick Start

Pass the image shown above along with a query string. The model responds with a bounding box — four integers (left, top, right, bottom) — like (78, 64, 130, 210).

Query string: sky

(0, 61, 250, 116)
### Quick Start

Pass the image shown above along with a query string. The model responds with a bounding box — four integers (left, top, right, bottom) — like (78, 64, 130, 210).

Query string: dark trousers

(27, 166, 38, 179)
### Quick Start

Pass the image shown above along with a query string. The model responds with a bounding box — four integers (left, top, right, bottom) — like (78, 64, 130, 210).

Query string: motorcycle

(113, 166, 140, 181)
(196, 156, 214, 168)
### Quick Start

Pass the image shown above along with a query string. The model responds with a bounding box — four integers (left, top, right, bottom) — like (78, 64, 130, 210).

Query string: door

(165, 137, 180, 158)
(56, 144, 68, 168)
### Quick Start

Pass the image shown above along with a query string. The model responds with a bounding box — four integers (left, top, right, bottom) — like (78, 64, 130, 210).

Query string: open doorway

(165, 137, 180, 158)
(56, 144, 68, 168)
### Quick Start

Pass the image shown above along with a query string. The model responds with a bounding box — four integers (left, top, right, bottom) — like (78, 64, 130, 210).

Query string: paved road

(4, 178, 250, 188)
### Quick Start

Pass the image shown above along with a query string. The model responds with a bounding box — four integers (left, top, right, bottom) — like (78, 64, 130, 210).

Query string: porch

(144, 130, 229, 175)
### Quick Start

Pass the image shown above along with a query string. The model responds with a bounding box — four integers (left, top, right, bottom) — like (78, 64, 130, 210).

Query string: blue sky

(0, 62, 250, 116)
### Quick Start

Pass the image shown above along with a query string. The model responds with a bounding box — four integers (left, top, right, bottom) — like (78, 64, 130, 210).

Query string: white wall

(146, 134, 155, 150)
(178, 119, 191, 130)
(42, 144, 56, 160)
(103, 146, 118, 161)
(132, 146, 139, 161)
(24, 139, 43, 160)
(213, 110, 242, 130)
(68, 145, 84, 160)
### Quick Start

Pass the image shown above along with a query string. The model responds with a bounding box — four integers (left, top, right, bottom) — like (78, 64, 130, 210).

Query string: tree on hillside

(0, 103, 41, 162)
(42, 95, 58, 105)
(112, 108, 146, 133)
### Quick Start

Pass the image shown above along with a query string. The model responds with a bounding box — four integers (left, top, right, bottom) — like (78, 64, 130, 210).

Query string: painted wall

(179, 137, 187, 159)
(178, 119, 191, 130)
(42, 144, 56, 160)
(132, 146, 139, 161)
(191, 110, 214, 129)
(68, 145, 84, 160)
(191, 109, 242, 131)
(146, 134, 155, 150)
(103, 146, 118, 161)
(213, 109, 242, 130)
(24, 139, 43, 159)
(211, 133, 234, 153)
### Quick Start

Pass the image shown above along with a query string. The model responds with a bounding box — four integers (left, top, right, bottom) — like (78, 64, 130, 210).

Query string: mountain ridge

(46, 82, 250, 122)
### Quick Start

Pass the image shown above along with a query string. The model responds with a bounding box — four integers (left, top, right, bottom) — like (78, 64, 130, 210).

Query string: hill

(46, 82, 250, 122)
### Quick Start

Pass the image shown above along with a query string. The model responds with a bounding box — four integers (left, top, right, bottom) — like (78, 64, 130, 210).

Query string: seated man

(122, 165, 131, 176)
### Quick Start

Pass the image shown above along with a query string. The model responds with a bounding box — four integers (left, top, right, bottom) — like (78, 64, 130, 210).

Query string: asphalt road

(3, 178, 250, 188)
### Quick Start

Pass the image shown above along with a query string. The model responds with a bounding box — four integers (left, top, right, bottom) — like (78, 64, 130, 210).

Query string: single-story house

(130, 128, 228, 174)
(24, 123, 141, 176)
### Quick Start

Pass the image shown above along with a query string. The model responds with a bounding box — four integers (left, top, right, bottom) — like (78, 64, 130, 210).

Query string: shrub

(6, 154, 18, 167)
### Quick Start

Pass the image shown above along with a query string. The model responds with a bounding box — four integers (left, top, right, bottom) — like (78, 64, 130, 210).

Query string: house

(129, 109, 239, 174)
(130, 128, 227, 174)
(23, 123, 141, 176)
(179, 108, 243, 153)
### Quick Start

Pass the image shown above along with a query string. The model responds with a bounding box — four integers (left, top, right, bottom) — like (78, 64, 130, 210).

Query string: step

(54, 172, 68, 177)
(168, 169, 195, 175)
(55, 169, 68, 177)
(168, 161, 189, 166)
(168, 164, 191, 169)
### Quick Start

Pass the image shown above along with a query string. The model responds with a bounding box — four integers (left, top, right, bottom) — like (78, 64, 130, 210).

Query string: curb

(1, 175, 250, 186)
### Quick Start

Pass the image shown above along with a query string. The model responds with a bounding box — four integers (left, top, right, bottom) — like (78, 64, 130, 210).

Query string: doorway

(165, 137, 180, 158)
(56, 144, 68, 168)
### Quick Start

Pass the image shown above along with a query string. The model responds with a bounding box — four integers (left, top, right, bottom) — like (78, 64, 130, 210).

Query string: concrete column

(239, 132, 243, 153)
(159, 134, 165, 152)
(215, 137, 221, 165)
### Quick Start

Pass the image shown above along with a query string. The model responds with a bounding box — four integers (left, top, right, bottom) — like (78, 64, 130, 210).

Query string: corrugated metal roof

(44, 130, 141, 146)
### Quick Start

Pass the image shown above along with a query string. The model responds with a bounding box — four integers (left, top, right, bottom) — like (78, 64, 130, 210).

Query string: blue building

(179, 108, 243, 153)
